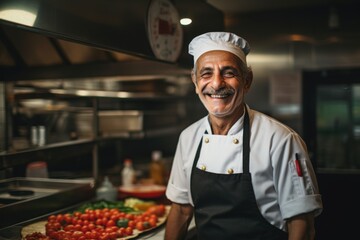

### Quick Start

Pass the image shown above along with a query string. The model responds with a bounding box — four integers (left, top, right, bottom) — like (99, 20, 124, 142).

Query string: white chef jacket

(166, 106, 323, 231)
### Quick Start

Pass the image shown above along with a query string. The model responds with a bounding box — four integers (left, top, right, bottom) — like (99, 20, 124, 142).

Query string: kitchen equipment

(118, 184, 166, 199)
(76, 110, 178, 137)
(0, 177, 95, 229)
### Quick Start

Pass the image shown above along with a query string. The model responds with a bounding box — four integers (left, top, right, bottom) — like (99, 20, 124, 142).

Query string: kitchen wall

(220, 6, 360, 238)
(222, 4, 360, 134)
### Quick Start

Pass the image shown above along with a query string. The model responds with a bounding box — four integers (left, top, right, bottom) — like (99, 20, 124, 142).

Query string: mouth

(204, 89, 235, 99)
(208, 93, 231, 98)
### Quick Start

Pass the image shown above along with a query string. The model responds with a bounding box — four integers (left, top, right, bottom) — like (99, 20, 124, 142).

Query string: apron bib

(190, 108, 288, 240)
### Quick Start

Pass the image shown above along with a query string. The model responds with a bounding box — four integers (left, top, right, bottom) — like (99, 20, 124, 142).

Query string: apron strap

(243, 108, 250, 173)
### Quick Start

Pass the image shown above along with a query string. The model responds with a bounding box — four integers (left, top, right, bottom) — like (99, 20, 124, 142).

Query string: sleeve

(165, 133, 192, 204)
(272, 133, 323, 220)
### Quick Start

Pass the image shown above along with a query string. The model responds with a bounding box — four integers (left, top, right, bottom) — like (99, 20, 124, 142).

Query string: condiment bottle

(96, 176, 117, 201)
(121, 159, 135, 187)
(150, 150, 166, 185)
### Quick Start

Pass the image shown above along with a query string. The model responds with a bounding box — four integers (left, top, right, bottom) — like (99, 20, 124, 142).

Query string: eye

(199, 71, 213, 79)
(222, 70, 237, 78)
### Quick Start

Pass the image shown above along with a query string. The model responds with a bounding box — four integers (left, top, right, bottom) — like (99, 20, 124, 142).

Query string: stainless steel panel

(0, 177, 95, 229)
(76, 110, 178, 137)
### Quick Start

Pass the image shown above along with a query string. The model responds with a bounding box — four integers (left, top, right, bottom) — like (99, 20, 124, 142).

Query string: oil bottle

(149, 150, 166, 185)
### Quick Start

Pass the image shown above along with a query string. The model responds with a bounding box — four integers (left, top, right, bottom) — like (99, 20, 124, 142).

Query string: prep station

(0, 177, 95, 228)
(0, 0, 223, 238)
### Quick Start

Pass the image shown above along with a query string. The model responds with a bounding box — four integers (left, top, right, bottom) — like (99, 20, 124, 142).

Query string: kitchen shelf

(49, 89, 185, 99)
(0, 124, 184, 170)
(3, 78, 189, 181)
(14, 89, 186, 101)
(0, 139, 95, 170)
(98, 126, 184, 140)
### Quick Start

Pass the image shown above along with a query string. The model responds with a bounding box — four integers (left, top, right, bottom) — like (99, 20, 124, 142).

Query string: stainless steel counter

(0, 177, 95, 229)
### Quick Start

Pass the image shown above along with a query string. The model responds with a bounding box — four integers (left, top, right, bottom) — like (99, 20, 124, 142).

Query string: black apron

(190, 108, 288, 240)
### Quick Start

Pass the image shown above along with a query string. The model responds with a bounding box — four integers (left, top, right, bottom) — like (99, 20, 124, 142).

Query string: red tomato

(48, 215, 56, 222)
(125, 213, 134, 220)
(73, 212, 82, 218)
(128, 220, 136, 229)
(149, 214, 158, 222)
(125, 227, 133, 236)
(88, 223, 96, 230)
(106, 220, 115, 227)
(136, 221, 144, 231)
(149, 218, 157, 228)
(110, 214, 119, 222)
(74, 224, 82, 231)
(117, 227, 126, 237)
(63, 224, 74, 232)
(72, 231, 84, 239)
(108, 232, 117, 240)
(95, 218, 103, 226)
(80, 213, 89, 221)
(146, 205, 166, 217)
(81, 225, 89, 233)
(88, 213, 95, 221)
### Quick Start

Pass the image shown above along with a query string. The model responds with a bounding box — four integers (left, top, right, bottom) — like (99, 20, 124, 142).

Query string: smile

(209, 94, 230, 98)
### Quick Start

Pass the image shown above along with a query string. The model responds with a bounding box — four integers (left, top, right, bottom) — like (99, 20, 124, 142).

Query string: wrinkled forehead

(195, 51, 243, 70)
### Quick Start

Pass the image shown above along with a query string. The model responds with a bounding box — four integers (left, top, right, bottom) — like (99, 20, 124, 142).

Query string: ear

(191, 70, 200, 94)
(244, 69, 253, 93)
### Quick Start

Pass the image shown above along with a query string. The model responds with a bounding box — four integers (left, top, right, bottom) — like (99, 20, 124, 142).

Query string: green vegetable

(75, 200, 135, 213)
(116, 218, 129, 228)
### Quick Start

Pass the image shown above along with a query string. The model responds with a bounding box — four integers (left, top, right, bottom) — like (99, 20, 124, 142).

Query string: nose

(211, 72, 225, 90)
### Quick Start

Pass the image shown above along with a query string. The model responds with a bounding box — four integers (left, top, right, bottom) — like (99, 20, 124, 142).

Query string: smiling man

(164, 32, 323, 240)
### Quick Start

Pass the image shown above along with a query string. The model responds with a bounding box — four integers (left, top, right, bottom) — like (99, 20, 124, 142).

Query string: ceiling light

(180, 18, 192, 26)
(0, 9, 37, 26)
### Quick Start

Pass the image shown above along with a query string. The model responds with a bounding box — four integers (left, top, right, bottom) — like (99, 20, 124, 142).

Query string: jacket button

(233, 138, 239, 144)
(227, 168, 234, 174)
(204, 138, 209, 143)
(200, 165, 206, 171)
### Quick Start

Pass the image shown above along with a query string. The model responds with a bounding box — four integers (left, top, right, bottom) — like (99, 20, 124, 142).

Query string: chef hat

(188, 32, 250, 64)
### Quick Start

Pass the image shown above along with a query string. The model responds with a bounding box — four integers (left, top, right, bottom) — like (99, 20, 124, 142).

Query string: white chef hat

(188, 32, 250, 64)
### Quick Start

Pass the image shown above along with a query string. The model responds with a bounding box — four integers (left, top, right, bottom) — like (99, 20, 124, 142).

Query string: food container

(76, 110, 178, 137)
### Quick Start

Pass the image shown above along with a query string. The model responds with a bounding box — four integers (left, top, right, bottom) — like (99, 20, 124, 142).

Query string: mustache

(202, 88, 235, 95)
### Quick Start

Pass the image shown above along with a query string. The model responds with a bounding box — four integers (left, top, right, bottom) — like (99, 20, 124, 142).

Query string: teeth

(210, 94, 227, 98)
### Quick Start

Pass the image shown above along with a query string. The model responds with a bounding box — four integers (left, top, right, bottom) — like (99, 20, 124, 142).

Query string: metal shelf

(0, 139, 95, 169)
(0, 124, 184, 170)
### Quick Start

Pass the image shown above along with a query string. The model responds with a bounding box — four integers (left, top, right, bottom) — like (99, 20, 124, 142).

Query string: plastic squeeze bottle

(96, 176, 117, 201)
(121, 159, 135, 187)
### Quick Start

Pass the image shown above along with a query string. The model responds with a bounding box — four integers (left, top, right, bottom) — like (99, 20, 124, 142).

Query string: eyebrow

(199, 67, 213, 75)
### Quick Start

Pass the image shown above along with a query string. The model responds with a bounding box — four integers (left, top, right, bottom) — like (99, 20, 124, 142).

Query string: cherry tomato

(128, 220, 136, 228)
(136, 221, 144, 231)
(146, 205, 165, 217)
(106, 219, 115, 227)
(149, 218, 157, 228)
(125, 226, 133, 236)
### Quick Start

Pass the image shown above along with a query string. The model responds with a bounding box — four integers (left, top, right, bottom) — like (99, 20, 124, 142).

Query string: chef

(164, 32, 323, 240)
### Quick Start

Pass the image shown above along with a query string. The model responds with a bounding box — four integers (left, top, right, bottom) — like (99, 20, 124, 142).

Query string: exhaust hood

(0, 0, 224, 81)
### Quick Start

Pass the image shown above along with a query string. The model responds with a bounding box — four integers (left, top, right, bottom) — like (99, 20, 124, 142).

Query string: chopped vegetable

(75, 199, 135, 213)
(116, 218, 129, 228)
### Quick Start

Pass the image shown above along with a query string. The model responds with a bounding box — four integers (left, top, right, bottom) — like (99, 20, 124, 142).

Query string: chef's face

(192, 50, 252, 118)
